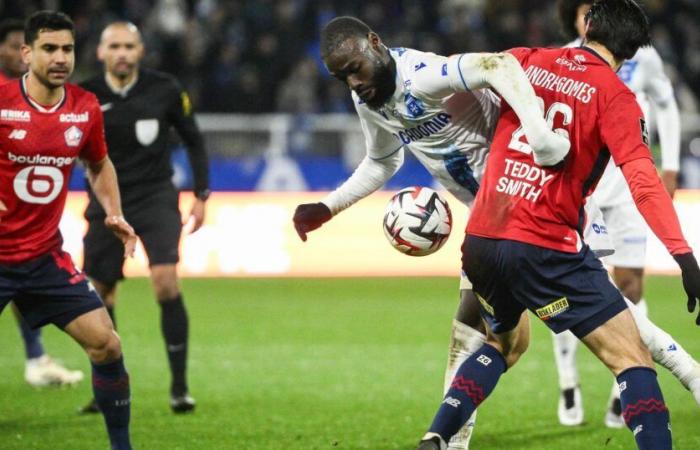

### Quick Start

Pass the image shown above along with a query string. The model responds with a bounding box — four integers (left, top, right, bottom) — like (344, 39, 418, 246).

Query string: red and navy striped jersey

(467, 46, 654, 253)
(0, 76, 107, 263)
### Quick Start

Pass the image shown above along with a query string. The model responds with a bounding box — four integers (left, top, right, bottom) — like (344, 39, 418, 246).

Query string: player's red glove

(674, 252, 700, 325)
(293, 203, 332, 242)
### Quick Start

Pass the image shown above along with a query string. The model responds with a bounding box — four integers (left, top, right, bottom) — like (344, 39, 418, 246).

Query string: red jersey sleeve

(599, 91, 653, 166)
(81, 99, 108, 163)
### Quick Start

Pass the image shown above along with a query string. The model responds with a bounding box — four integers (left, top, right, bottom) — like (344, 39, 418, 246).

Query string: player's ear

(96, 43, 104, 62)
(20, 44, 31, 65)
(368, 32, 382, 51)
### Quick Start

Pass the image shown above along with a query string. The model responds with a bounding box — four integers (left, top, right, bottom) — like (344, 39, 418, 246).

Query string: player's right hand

(674, 252, 700, 325)
(293, 203, 332, 242)
(105, 215, 137, 258)
(531, 129, 570, 167)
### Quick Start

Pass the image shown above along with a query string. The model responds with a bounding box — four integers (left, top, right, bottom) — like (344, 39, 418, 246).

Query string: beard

(364, 53, 396, 110)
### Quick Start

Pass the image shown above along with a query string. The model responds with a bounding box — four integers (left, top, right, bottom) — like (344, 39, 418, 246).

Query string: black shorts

(84, 185, 182, 285)
(462, 235, 627, 339)
(0, 250, 104, 329)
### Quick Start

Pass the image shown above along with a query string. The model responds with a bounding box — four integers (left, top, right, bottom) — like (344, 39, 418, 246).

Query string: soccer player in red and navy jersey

(0, 17, 87, 388)
(0, 11, 136, 450)
(417, 2, 700, 450)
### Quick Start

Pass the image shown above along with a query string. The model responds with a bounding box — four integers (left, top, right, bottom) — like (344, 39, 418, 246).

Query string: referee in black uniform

(80, 22, 209, 413)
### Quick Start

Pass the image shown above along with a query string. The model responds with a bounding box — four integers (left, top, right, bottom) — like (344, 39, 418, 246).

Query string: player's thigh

(135, 188, 182, 268)
(14, 251, 105, 329)
(461, 235, 526, 335)
(579, 307, 652, 375)
(457, 272, 485, 331)
(485, 311, 531, 368)
(509, 242, 628, 338)
(63, 307, 121, 363)
(83, 216, 126, 286)
(601, 202, 647, 269)
(613, 266, 644, 303)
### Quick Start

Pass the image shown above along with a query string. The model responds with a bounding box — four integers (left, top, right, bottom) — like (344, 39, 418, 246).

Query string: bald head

(98, 21, 143, 81)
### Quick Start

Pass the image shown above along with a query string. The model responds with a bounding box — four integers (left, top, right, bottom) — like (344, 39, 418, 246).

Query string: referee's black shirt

(81, 69, 209, 198)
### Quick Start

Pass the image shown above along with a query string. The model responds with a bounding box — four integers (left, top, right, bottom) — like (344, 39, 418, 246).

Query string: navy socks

(92, 357, 131, 450)
(428, 343, 506, 442)
(617, 367, 672, 450)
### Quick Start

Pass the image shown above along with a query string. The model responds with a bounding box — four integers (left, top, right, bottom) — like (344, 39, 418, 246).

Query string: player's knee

(154, 284, 180, 301)
(86, 330, 122, 363)
(503, 337, 529, 368)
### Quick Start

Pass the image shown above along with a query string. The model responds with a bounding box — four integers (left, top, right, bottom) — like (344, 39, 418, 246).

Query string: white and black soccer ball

(383, 186, 452, 256)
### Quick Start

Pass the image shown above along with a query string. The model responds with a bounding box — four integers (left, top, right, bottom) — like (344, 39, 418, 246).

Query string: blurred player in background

(552, 0, 688, 429)
(0, 11, 135, 449)
(294, 14, 700, 450)
(79, 22, 209, 414)
(0, 17, 84, 387)
(417, 1, 700, 449)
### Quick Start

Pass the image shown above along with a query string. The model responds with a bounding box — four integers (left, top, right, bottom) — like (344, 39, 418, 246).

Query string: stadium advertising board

(60, 191, 700, 277)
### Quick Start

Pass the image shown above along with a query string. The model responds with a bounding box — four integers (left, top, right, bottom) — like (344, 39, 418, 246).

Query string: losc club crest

(404, 93, 425, 118)
(64, 125, 83, 147)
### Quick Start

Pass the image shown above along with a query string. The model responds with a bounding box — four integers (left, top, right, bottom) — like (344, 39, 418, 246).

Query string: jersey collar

(20, 73, 66, 113)
(105, 72, 139, 97)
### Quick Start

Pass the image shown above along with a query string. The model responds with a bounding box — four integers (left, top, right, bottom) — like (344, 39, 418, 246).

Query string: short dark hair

(556, 0, 593, 41)
(585, 0, 650, 61)
(320, 16, 372, 59)
(0, 18, 24, 44)
(24, 10, 74, 46)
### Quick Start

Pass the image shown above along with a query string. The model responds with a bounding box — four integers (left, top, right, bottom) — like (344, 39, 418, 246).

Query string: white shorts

(460, 270, 473, 290)
(600, 202, 647, 268)
(582, 197, 614, 258)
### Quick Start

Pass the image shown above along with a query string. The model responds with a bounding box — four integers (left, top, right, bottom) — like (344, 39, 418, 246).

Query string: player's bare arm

(84, 156, 136, 257)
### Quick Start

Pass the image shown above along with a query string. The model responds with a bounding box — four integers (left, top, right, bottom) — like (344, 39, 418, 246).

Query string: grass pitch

(0, 276, 698, 449)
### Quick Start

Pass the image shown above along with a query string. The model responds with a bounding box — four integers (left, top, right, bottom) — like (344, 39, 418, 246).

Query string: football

(382, 186, 452, 256)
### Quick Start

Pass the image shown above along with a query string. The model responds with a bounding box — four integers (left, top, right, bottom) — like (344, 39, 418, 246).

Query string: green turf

(0, 276, 698, 449)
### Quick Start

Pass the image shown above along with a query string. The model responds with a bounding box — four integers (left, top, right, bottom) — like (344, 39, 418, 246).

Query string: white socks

(552, 330, 579, 390)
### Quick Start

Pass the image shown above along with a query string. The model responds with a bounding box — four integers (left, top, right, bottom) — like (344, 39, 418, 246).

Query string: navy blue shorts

(0, 250, 104, 329)
(462, 235, 627, 338)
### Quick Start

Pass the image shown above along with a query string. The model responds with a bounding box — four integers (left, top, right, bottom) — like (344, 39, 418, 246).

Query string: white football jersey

(567, 40, 680, 207)
(353, 47, 500, 206)
(350, 47, 612, 254)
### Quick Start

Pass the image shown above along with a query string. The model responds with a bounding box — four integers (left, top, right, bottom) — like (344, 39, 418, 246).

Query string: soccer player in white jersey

(551, 0, 696, 429)
(292, 16, 699, 449)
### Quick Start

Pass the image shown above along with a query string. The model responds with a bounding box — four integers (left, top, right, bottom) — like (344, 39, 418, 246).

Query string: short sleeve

(81, 99, 108, 163)
(599, 91, 653, 166)
(506, 47, 534, 65)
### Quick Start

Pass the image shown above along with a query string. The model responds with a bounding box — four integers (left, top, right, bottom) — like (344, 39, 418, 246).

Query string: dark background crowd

(2, 0, 699, 114)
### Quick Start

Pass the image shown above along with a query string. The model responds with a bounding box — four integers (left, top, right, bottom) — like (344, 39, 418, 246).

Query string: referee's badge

(135, 119, 159, 146)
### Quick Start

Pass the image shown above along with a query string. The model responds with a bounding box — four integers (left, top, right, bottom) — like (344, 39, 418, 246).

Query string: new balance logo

(619, 381, 627, 392)
(667, 343, 677, 351)
(476, 355, 492, 366)
(414, 62, 427, 71)
(9, 129, 27, 140)
(443, 396, 461, 408)
(633, 425, 643, 436)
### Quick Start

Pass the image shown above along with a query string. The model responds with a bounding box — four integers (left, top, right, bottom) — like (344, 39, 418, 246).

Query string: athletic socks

(427, 343, 506, 443)
(617, 367, 671, 450)
(92, 357, 131, 450)
(443, 320, 486, 449)
(18, 317, 45, 360)
(625, 297, 699, 396)
(159, 294, 189, 396)
(552, 330, 579, 390)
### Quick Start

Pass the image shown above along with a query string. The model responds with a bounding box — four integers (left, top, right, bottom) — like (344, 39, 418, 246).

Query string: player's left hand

(661, 170, 678, 198)
(185, 198, 206, 234)
(674, 252, 700, 325)
(104, 215, 137, 258)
